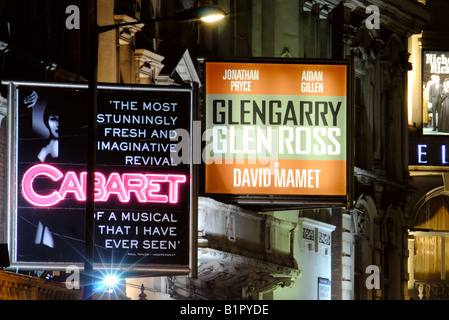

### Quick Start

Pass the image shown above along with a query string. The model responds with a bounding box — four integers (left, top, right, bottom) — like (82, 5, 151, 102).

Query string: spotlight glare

(103, 274, 120, 289)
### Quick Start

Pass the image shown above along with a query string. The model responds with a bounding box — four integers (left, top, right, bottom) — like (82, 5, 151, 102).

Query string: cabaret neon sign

(22, 164, 187, 207)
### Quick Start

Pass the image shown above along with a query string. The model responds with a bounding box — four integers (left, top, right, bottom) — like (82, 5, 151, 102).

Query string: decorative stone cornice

(0, 94, 7, 129)
(173, 49, 201, 86)
(0, 270, 82, 300)
(343, 0, 430, 37)
(300, 0, 339, 19)
(0, 95, 7, 117)
(113, 14, 144, 45)
(134, 48, 164, 83)
(169, 248, 301, 300)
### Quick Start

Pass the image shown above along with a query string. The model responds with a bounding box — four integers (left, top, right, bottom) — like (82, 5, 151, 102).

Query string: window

(414, 235, 446, 280)
(415, 195, 449, 230)
(413, 195, 449, 280)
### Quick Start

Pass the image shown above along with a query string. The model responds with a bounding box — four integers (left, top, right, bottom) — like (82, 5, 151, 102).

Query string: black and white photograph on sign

(14, 83, 192, 270)
(422, 51, 449, 135)
(17, 86, 88, 264)
(23, 90, 58, 162)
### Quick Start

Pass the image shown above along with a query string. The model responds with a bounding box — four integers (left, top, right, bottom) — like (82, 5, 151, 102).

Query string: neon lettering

(59, 171, 86, 201)
(22, 164, 64, 207)
(21, 164, 187, 207)
(103, 172, 128, 202)
(122, 173, 147, 202)
(417, 144, 427, 164)
(146, 174, 171, 203)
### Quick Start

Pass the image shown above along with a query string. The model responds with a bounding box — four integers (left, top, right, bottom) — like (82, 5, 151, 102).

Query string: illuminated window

(413, 195, 449, 280)
(415, 195, 449, 230)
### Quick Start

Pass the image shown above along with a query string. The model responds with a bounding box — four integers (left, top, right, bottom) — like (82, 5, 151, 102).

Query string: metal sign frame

(5, 81, 197, 274)
(201, 58, 353, 211)
(421, 49, 449, 137)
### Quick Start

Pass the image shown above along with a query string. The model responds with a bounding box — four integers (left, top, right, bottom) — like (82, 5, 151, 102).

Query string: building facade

(407, 0, 449, 300)
(0, 0, 432, 300)
(176, 0, 429, 300)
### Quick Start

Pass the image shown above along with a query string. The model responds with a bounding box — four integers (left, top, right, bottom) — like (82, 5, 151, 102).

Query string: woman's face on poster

(47, 115, 59, 138)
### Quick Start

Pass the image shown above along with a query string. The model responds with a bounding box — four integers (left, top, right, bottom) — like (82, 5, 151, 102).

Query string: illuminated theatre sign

(422, 50, 449, 136)
(204, 60, 349, 205)
(409, 50, 449, 167)
(410, 138, 449, 167)
(6, 81, 194, 272)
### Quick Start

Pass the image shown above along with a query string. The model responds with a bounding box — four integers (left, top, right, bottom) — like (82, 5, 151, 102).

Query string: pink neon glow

(22, 164, 64, 207)
(21, 163, 187, 207)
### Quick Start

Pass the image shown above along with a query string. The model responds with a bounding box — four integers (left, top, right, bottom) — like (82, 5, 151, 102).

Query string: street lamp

(83, 3, 226, 300)
(98, 6, 226, 33)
